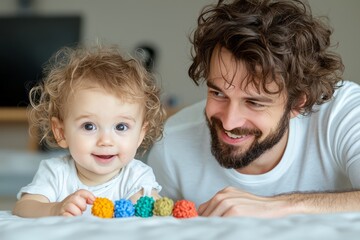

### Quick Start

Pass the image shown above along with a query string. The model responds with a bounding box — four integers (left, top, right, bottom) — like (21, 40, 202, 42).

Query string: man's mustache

(210, 117, 262, 137)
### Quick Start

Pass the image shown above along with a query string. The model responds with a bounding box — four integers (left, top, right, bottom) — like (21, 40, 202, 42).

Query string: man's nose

(221, 102, 247, 131)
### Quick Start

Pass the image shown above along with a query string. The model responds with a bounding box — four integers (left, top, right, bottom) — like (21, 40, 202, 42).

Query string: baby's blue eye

(83, 123, 96, 131)
(116, 123, 128, 131)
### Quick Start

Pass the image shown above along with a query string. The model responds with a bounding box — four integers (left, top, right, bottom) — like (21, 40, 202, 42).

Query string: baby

(12, 44, 166, 217)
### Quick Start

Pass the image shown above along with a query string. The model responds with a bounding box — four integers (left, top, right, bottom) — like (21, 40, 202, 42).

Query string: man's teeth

(225, 131, 246, 139)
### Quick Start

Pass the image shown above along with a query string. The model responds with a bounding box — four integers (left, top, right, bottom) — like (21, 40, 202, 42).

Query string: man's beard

(206, 110, 290, 169)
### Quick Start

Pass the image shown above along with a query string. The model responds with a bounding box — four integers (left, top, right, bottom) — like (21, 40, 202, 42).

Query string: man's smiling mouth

(225, 131, 247, 139)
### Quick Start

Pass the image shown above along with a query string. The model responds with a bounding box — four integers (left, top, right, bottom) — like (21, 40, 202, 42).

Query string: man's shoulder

(310, 81, 360, 113)
(334, 80, 360, 98)
(328, 81, 360, 109)
(165, 100, 207, 132)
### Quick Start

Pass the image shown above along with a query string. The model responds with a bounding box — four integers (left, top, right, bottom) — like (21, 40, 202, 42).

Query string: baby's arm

(12, 189, 95, 217)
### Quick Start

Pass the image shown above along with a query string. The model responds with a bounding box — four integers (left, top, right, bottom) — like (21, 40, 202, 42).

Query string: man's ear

(290, 94, 307, 119)
(51, 117, 68, 148)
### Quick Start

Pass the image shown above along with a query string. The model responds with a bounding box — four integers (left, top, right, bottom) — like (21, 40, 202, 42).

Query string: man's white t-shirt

(148, 81, 360, 207)
(17, 157, 161, 215)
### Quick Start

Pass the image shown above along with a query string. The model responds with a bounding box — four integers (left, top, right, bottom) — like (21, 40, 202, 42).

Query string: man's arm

(198, 187, 360, 218)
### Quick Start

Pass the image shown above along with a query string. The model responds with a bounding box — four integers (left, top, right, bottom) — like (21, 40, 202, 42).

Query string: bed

(2, 151, 360, 239)
(1, 211, 360, 240)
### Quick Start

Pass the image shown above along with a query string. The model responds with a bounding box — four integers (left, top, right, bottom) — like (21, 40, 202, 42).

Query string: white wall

(1, 0, 358, 109)
(310, 0, 360, 83)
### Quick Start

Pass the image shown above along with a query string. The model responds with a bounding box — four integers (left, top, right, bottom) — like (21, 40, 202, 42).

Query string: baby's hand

(53, 189, 95, 216)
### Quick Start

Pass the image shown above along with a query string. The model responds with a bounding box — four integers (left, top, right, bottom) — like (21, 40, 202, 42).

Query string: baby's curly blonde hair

(28, 44, 166, 155)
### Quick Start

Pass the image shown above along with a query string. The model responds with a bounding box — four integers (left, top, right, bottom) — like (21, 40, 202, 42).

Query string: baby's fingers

(74, 189, 96, 204)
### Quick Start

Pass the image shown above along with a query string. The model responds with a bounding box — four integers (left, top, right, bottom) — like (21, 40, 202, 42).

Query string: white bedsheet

(1, 211, 360, 240)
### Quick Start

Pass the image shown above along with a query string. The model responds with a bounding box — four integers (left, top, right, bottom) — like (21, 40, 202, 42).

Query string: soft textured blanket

(1, 211, 360, 240)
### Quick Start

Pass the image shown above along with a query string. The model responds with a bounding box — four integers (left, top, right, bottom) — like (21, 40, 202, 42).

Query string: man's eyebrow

(207, 80, 275, 103)
(206, 81, 222, 91)
(246, 96, 274, 103)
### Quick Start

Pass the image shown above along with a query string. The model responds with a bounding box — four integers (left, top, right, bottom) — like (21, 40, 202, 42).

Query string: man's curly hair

(189, 0, 344, 114)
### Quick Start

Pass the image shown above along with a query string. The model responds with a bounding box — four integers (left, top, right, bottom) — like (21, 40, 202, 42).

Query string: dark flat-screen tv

(0, 15, 81, 107)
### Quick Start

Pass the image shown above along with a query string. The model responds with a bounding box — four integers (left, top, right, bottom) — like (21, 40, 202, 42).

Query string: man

(147, 0, 360, 217)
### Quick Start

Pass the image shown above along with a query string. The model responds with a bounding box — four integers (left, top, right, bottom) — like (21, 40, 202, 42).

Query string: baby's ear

(51, 117, 68, 148)
(137, 122, 148, 148)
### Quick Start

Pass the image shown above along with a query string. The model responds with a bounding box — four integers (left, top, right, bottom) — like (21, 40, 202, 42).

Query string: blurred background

(0, 0, 359, 211)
